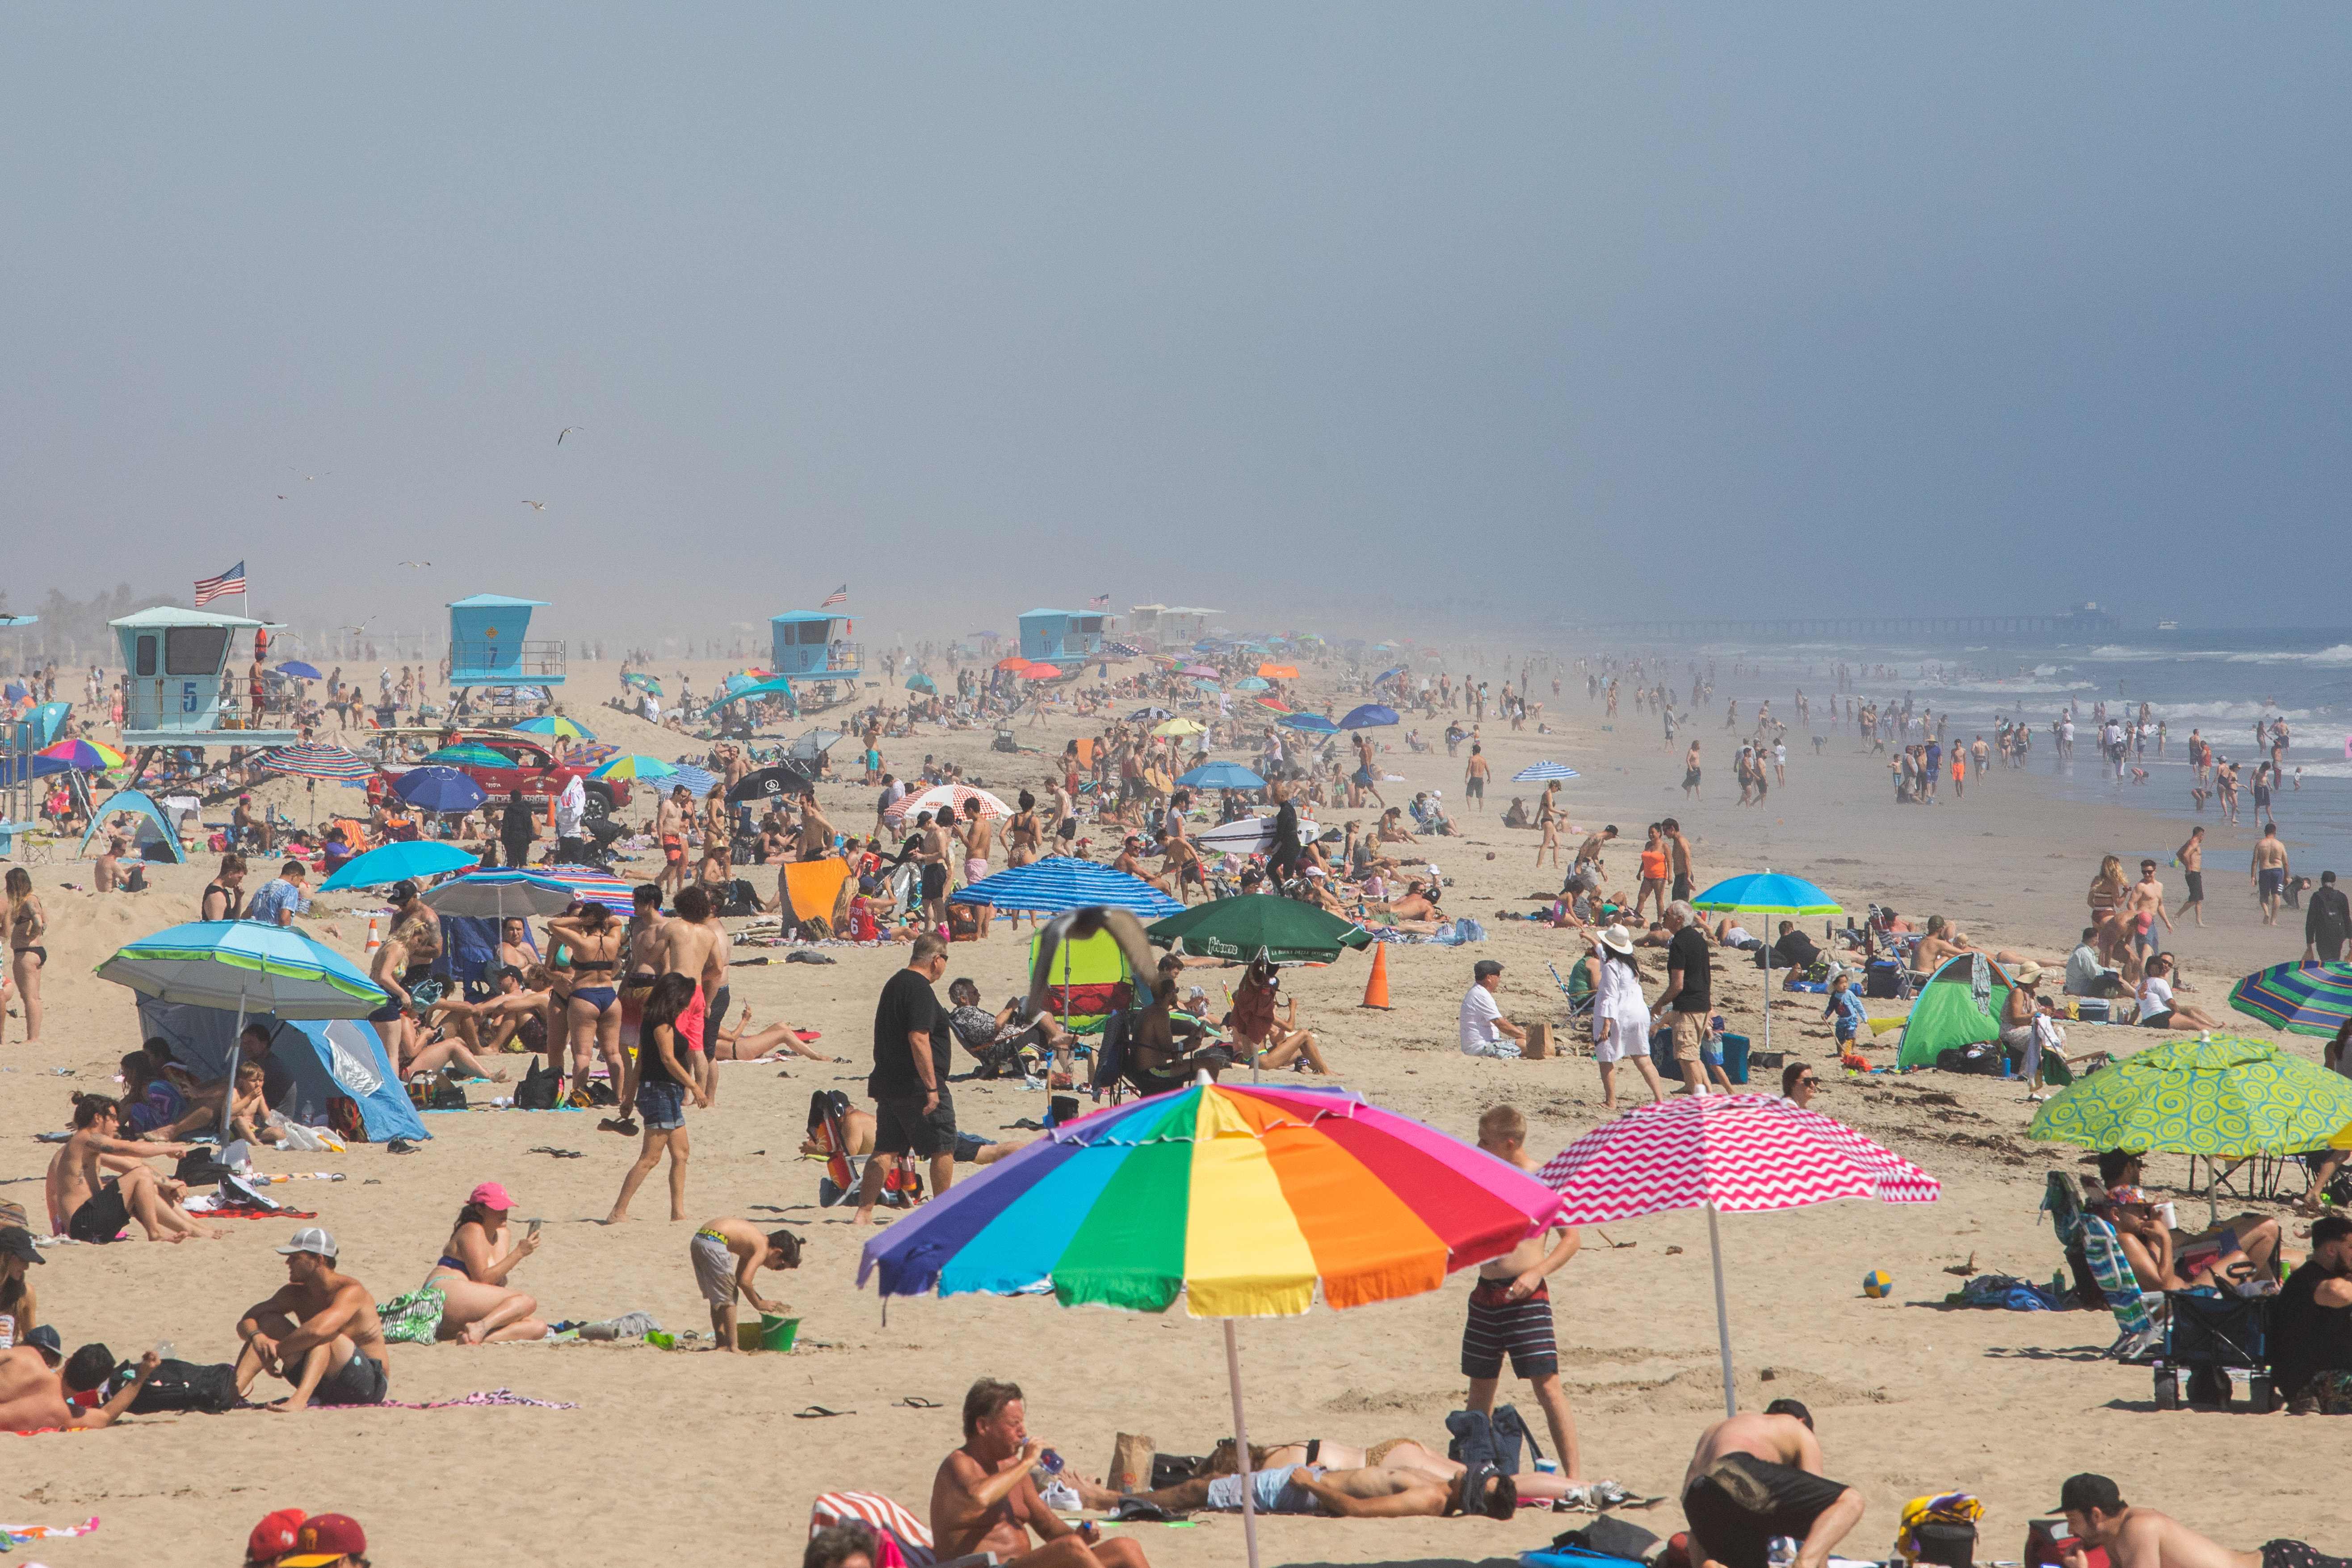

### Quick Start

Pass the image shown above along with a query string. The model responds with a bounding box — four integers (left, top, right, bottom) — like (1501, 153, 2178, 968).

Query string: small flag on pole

(820, 584, 848, 608)
(194, 561, 248, 607)
(1088, 593, 1111, 608)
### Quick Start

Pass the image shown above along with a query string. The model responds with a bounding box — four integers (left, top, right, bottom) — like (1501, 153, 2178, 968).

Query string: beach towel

(811, 1492, 929, 1568)
(377, 1284, 448, 1344)
(300, 1387, 579, 1411)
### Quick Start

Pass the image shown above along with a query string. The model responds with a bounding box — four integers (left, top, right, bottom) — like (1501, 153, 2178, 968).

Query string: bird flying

(522, 500, 546, 511)
(557, 427, 583, 445)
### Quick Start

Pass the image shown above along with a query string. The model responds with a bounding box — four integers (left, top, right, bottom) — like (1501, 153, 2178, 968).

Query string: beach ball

(1861, 1270, 1893, 1299)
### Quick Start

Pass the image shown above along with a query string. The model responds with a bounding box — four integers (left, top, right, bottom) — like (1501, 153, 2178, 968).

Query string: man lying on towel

(1680, 1401, 1864, 1568)
(1131, 1458, 1517, 1521)
(933, 1377, 1148, 1568)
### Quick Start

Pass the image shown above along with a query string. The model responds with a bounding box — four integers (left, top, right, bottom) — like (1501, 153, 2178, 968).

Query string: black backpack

(515, 1059, 561, 1111)
(122, 1358, 241, 1414)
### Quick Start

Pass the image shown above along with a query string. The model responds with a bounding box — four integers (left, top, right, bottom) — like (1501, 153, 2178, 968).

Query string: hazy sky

(7, 5, 2350, 648)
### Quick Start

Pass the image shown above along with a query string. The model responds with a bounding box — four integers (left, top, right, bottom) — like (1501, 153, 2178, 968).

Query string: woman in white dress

(1590, 924, 1666, 1111)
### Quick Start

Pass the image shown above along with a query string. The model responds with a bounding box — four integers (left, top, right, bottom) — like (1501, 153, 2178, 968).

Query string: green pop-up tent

(1897, 953, 2014, 1068)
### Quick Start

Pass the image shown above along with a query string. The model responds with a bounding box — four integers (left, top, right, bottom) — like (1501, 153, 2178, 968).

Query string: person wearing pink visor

(423, 1182, 550, 1343)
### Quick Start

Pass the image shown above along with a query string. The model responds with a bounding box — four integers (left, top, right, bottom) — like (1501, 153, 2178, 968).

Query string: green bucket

(738, 1314, 800, 1352)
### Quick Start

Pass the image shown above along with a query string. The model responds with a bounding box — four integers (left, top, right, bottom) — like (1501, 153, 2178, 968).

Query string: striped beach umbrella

(883, 783, 1012, 829)
(664, 765, 720, 798)
(949, 856, 1180, 916)
(512, 715, 594, 741)
(590, 754, 678, 782)
(252, 743, 376, 782)
(2228, 961, 2352, 1038)
(37, 739, 130, 772)
(860, 1080, 1566, 1568)
(1539, 1094, 1938, 1417)
(1512, 760, 1580, 782)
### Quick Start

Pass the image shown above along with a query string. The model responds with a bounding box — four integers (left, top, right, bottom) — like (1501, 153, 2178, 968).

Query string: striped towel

(810, 1492, 933, 1568)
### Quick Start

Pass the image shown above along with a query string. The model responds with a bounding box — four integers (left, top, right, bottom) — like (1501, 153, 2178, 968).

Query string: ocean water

(1617, 627, 2352, 870)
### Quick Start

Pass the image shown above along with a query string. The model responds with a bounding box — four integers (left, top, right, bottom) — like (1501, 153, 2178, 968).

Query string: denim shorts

(638, 1077, 687, 1131)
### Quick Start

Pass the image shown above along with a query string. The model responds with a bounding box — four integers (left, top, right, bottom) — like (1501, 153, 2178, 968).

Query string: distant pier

(1560, 611, 2119, 644)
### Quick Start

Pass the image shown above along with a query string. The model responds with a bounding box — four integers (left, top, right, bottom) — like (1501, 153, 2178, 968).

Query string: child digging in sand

(689, 1217, 802, 1351)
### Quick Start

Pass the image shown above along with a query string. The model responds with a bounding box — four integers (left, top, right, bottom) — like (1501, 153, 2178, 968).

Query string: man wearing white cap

(231, 1228, 390, 1411)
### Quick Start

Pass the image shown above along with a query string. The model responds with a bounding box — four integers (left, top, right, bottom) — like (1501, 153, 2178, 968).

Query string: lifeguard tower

(112, 606, 300, 757)
(769, 611, 861, 686)
(447, 595, 566, 694)
(1017, 608, 1106, 669)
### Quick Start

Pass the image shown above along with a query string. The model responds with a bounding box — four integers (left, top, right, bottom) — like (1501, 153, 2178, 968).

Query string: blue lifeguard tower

(1017, 608, 1105, 669)
(447, 595, 565, 691)
(768, 611, 861, 685)
(112, 606, 300, 753)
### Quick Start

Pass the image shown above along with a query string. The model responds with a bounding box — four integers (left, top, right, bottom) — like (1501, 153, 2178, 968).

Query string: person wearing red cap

(245, 1507, 307, 1565)
(424, 1182, 549, 1343)
(278, 1512, 368, 1567)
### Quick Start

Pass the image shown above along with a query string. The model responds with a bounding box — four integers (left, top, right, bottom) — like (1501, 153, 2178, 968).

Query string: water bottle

(1038, 1448, 1066, 1476)
(0, 1313, 14, 1350)
(1768, 1538, 1798, 1568)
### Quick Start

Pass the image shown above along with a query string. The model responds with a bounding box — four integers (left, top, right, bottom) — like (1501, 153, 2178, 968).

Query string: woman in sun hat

(422, 1181, 549, 1344)
(1590, 924, 1665, 1112)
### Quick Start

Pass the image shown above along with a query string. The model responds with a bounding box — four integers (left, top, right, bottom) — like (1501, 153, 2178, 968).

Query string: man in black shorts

(1462, 1106, 1583, 1479)
(1680, 1402, 1862, 1568)
(854, 934, 957, 1224)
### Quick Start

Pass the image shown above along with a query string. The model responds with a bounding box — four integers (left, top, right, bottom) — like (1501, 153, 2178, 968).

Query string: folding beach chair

(2041, 1170, 2163, 1359)
(807, 1089, 917, 1209)
(1546, 960, 1597, 1031)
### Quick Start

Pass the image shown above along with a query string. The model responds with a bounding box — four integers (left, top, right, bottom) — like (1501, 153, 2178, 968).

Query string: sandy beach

(2, 654, 2343, 1567)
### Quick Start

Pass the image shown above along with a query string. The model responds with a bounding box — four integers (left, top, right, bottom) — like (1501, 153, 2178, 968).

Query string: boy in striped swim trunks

(689, 1216, 801, 1352)
(1462, 1106, 1583, 1482)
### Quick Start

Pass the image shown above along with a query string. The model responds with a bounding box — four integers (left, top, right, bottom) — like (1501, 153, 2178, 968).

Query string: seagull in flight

(398, 560, 432, 568)
(557, 427, 583, 445)
(522, 500, 546, 511)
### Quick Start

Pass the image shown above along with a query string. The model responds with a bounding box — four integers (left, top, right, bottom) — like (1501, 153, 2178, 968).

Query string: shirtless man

(654, 786, 690, 897)
(1131, 1452, 1516, 1521)
(656, 885, 729, 1101)
(2125, 860, 2174, 962)
(2056, 1472, 2346, 1568)
(1463, 1106, 1583, 1479)
(1193, 1436, 1580, 1505)
(2253, 822, 2290, 926)
(1574, 825, 1618, 881)
(931, 1378, 1148, 1568)
(0, 1334, 161, 1433)
(1464, 744, 1491, 813)
(1663, 817, 1695, 903)
(920, 811, 955, 931)
(232, 1228, 391, 1411)
(958, 799, 997, 938)
(797, 788, 837, 861)
(1681, 1403, 1864, 1568)
(2175, 827, 2207, 927)
(45, 1095, 218, 1244)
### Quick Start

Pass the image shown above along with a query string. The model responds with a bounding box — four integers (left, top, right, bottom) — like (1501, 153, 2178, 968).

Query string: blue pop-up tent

(135, 998, 428, 1143)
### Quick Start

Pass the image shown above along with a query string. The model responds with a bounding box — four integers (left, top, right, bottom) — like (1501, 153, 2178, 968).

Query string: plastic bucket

(745, 1314, 799, 1352)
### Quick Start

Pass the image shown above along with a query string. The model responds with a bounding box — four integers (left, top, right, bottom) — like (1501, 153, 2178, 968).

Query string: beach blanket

(308, 1387, 579, 1411)
(1947, 1274, 2064, 1312)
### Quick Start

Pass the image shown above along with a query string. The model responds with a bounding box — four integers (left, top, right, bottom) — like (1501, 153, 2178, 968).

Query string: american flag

(1088, 593, 1111, 608)
(193, 561, 247, 607)
(820, 584, 848, 608)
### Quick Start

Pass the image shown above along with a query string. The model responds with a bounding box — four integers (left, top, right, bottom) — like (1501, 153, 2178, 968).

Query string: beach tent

(79, 788, 185, 864)
(780, 858, 856, 926)
(1896, 953, 2014, 1069)
(1025, 924, 1134, 1034)
(134, 997, 428, 1143)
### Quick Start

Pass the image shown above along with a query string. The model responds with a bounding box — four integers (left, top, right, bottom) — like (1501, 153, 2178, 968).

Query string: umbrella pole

(1223, 1318, 1261, 1568)
(219, 991, 249, 1141)
(1706, 1201, 1737, 1419)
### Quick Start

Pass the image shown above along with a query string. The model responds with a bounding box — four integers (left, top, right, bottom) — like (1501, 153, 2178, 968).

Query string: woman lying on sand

(424, 1182, 550, 1343)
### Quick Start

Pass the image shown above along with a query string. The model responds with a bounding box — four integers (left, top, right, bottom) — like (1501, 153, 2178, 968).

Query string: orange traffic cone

(1360, 940, 1392, 1009)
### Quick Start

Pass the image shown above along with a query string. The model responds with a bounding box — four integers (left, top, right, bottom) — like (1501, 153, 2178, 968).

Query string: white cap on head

(276, 1227, 338, 1261)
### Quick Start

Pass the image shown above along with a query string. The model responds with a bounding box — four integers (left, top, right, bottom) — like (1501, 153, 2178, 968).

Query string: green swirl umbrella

(2026, 1034, 2352, 1158)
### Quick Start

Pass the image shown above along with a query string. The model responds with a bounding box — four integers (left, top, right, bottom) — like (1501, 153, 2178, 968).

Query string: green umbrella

(1146, 897, 1372, 966)
(2029, 1034, 2352, 1217)
(421, 743, 512, 767)
(2227, 961, 2352, 1038)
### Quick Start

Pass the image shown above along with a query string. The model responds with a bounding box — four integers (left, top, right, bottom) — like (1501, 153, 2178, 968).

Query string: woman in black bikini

(546, 904, 626, 1098)
(6, 867, 45, 1046)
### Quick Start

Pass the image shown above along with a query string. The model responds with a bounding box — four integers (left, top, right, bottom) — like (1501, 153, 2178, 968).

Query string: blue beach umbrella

(1513, 761, 1581, 782)
(277, 660, 324, 680)
(1176, 761, 1267, 791)
(1339, 704, 1399, 730)
(949, 856, 1182, 917)
(1689, 871, 1844, 1054)
(391, 766, 487, 814)
(1278, 713, 1339, 735)
(319, 840, 483, 891)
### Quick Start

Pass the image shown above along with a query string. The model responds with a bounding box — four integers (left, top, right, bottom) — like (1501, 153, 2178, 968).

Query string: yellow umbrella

(1154, 718, 1205, 737)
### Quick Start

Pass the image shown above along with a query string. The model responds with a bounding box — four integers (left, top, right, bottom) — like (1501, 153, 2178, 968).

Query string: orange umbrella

(995, 656, 1034, 672)
(1256, 664, 1298, 680)
(1019, 664, 1062, 681)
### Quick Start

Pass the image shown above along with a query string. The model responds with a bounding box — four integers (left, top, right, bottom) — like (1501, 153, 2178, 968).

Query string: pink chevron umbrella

(1537, 1093, 1938, 1417)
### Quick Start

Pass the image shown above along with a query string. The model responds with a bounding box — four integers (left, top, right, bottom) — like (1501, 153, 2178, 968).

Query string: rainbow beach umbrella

(861, 1078, 1564, 1568)
(2228, 961, 2352, 1038)
(38, 739, 128, 772)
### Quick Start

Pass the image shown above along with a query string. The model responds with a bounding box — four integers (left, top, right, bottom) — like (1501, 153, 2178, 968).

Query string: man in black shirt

(854, 934, 954, 1224)
(1657, 901, 1713, 1096)
(2277, 1213, 2352, 1413)
(1772, 921, 1821, 972)
(2305, 871, 2352, 963)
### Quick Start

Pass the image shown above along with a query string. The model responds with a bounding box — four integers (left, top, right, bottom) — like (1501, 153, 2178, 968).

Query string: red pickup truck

(365, 731, 629, 821)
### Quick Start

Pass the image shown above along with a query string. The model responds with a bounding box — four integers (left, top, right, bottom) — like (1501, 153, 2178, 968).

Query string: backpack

(122, 1358, 241, 1414)
(515, 1059, 561, 1111)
